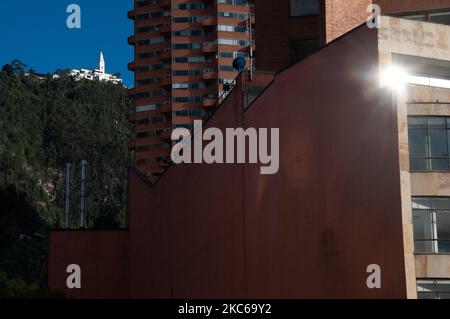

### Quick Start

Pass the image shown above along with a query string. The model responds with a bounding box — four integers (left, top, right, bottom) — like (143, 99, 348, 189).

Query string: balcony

(128, 87, 136, 96)
(203, 96, 216, 107)
(160, 76, 172, 89)
(128, 61, 136, 71)
(128, 36, 135, 46)
(128, 113, 137, 123)
(160, 103, 172, 114)
(202, 43, 218, 54)
(127, 10, 135, 20)
(135, 148, 171, 161)
(202, 16, 217, 27)
(202, 70, 218, 81)
(159, 24, 171, 35)
(160, 131, 172, 141)
(159, 0, 171, 8)
(159, 50, 171, 61)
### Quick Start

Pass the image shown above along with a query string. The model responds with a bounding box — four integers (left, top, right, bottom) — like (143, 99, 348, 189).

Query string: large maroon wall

(125, 25, 406, 298)
(48, 231, 129, 298)
(127, 84, 248, 298)
(243, 26, 405, 298)
(48, 25, 408, 298)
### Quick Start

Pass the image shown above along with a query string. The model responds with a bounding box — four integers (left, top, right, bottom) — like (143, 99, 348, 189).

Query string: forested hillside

(0, 62, 133, 297)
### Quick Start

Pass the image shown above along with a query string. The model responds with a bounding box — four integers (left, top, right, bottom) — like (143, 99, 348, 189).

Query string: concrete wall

(416, 255, 450, 277)
(407, 85, 450, 280)
(379, 17, 450, 291)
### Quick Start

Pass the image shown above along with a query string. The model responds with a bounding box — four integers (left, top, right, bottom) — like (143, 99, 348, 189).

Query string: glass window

(412, 197, 450, 254)
(290, 0, 319, 17)
(408, 116, 450, 172)
(417, 279, 450, 299)
(401, 14, 427, 21)
(400, 10, 450, 26)
(430, 11, 450, 25)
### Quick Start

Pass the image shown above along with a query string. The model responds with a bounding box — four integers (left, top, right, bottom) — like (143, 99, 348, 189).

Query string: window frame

(289, 0, 320, 18)
(417, 278, 450, 299)
(412, 196, 450, 255)
(394, 8, 450, 25)
(408, 116, 450, 172)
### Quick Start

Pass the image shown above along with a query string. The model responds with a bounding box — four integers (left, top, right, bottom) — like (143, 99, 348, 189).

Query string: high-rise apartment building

(127, 0, 255, 178)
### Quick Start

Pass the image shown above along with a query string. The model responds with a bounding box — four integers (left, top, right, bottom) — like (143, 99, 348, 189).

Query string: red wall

(48, 25, 408, 298)
(243, 25, 405, 298)
(48, 231, 129, 298)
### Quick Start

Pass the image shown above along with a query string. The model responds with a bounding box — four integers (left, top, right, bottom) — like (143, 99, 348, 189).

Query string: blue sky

(0, 0, 134, 86)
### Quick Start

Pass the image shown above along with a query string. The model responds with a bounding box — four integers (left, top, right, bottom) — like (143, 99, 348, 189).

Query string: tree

(10, 59, 27, 75)
(2, 64, 13, 75)
(0, 63, 133, 291)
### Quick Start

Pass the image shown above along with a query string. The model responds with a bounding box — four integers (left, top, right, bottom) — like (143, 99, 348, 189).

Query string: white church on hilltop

(68, 52, 123, 85)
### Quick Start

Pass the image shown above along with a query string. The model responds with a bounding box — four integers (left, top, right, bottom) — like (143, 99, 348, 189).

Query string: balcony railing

(202, 16, 217, 27)
(159, 24, 171, 35)
(203, 95, 217, 107)
(128, 36, 136, 46)
(202, 69, 218, 80)
(159, 50, 171, 61)
(127, 61, 136, 71)
(160, 76, 172, 88)
(159, 0, 171, 8)
(202, 43, 218, 53)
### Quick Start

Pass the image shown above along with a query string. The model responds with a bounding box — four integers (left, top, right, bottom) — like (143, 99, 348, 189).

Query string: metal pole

(80, 160, 87, 228)
(248, 14, 253, 81)
(64, 163, 71, 229)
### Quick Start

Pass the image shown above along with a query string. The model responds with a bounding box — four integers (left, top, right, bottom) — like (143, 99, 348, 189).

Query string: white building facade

(68, 52, 123, 85)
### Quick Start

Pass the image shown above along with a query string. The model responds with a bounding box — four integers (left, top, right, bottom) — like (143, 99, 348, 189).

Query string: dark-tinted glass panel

(429, 130, 448, 157)
(430, 11, 450, 25)
(409, 129, 428, 157)
(410, 159, 429, 171)
(430, 159, 449, 170)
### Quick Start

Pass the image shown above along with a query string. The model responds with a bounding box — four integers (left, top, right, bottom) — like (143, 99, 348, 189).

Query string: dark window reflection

(409, 116, 450, 172)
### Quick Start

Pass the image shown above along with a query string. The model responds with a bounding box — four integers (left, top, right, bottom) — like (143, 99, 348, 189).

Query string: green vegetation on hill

(0, 61, 133, 297)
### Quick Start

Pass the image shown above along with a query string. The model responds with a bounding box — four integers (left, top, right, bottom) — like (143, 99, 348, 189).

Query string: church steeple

(99, 52, 105, 73)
